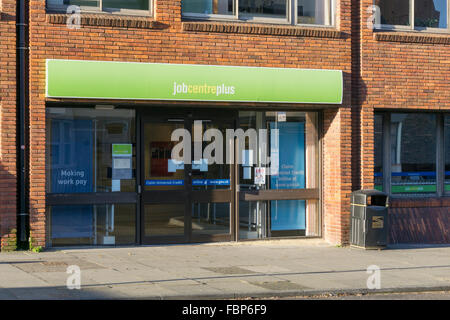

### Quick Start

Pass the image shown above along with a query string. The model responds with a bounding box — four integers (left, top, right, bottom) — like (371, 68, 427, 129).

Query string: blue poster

(51, 119, 94, 239)
(270, 122, 306, 231)
(51, 119, 93, 193)
(51, 205, 94, 239)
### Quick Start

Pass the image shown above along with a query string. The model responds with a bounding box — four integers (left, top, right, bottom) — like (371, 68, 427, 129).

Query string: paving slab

(1, 240, 450, 299)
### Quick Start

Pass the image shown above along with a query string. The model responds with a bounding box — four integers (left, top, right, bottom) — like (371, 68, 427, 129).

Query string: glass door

(140, 109, 236, 244)
(190, 111, 236, 242)
(141, 113, 188, 244)
(237, 111, 320, 239)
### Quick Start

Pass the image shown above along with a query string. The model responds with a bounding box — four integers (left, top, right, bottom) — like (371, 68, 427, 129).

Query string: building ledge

(182, 21, 342, 38)
(46, 13, 158, 29)
(374, 31, 450, 45)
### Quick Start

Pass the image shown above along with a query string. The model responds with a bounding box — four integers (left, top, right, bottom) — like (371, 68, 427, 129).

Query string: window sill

(374, 30, 450, 45)
(47, 13, 157, 29)
(182, 21, 341, 38)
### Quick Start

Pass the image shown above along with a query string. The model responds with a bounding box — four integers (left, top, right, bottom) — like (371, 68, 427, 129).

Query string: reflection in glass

(47, 108, 136, 194)
(103, 0, 149, 10)
(238, 112, 318, 191)
(182, 0, 234, 15)
(239, 0, 287, 19)
(144, 122, 185, 191)
(376, 0, 411, 26)
(297, 0, 333, 25)
(192, 120, 231, 190)
(48, 0, 150, 10)
(239, 200, 319, 239)
(192, 203, 230, 235)
(238, 111, 319, 239)
(390, 113, 436, 194)
(270, 200, 305, 233)
(415, 0, 448, 28)
(239, 201, 267, 239)
(144, 204, 185, 236)
(48, 0, 100, 7)
(48, 204, 136, 246)
(374, 114, 383, 191)
(445, 115, 450, 192)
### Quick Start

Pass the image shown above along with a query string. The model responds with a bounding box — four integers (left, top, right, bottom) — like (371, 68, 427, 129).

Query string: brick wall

(360, 0, 450, 190)
(0, 0, 17, 251)
(359, 0, 450, 244)
(28, 0, 355, 247)
(4, 0, 448, 248)
(390, 198, 450, 243)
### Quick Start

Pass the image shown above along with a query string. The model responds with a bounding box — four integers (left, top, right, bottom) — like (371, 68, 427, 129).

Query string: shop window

(445, 115, 450, 193)
(47, 108, 136, 193)
(182, 0, 335, 26)
(237, 111, 320, 239)
(191, 120, 231, 191)
(46, 107, 136, 246)
(144, 122, 185, 191)
(239, 0, 287, 21)
(375, 0, 449, 31)
(374, 114, 383, 191)
(47, 203, 136, 246)
(47, 0, 151, 15)
(182, 0, 234, 17)
(390, 113, 437, 194)
(191, 202, 231, 236)
(239, 200, 319, 239)
(144, 204, 186, 237)
(374, 112, 450, 197)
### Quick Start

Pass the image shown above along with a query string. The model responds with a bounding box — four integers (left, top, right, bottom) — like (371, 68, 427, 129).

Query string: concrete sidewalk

(1, 239, 450, 299)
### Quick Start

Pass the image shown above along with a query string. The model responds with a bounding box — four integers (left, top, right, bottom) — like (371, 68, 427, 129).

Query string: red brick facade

(0, 0, 18, 251)
(360, 0, 450, 190)
(359, 0, 450, 244)
(1, 0, 449, 249)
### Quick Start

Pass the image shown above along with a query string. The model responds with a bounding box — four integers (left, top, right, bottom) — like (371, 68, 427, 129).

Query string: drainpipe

(16, 0, 29, 247)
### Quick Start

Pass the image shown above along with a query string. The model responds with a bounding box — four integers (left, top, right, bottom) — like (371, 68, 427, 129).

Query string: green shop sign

(46, 59, 343, 104)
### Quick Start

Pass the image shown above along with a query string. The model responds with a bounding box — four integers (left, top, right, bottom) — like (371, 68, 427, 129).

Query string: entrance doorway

(45, 106, 320, 247)
(140, 109, 321, 244)
(140, 109, 237, 244)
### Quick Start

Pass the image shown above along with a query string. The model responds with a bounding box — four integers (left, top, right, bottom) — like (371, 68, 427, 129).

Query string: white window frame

(47, 0, 153, 17)
(374, 0, 450, 33)
(182, 0, 336, 27)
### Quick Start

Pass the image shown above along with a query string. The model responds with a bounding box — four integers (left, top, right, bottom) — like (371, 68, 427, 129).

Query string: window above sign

(181, 0, 336, 27)
(46, 0, 152, 16)
(374, 0, 449, 33)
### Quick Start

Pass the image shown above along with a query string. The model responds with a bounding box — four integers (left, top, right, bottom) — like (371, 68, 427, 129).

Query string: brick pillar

(28, 1, 47, 248)
(323, 107, 352, 245)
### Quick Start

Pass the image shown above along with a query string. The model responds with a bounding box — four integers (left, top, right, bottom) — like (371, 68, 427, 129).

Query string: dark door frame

(137, 106, 323, 244)
(139, 108, 238, 244)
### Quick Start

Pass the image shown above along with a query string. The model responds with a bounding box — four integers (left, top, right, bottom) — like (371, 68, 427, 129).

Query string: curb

(120, 285, 450, 300)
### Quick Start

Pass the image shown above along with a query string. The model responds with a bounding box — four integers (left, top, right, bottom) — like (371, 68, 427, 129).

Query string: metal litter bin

(350, 189, 389, 249)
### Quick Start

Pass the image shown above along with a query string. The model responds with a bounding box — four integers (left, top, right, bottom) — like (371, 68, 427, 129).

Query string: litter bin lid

(351, 189, 389, 206)
(351, 189, 388, 196)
